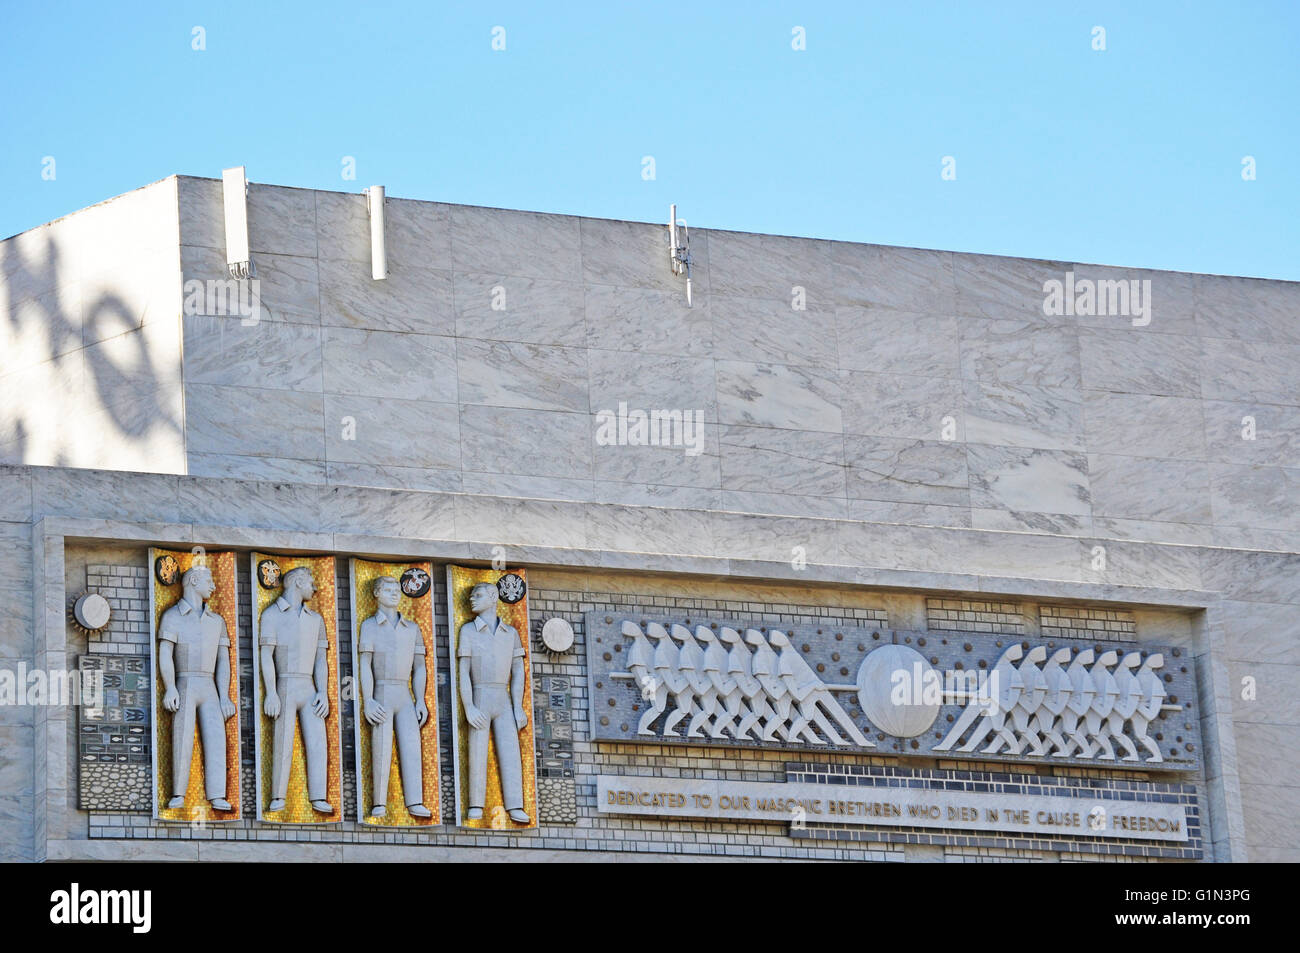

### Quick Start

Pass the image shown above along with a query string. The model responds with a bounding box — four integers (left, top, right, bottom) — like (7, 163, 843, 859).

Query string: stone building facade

(1, 174, 1296, 862)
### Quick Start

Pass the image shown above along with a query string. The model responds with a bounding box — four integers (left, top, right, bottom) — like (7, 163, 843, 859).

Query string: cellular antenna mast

(668, 203, 693, 307)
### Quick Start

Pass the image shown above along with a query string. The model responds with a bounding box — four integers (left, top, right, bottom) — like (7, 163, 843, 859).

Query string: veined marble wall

(1, 175, 1297, 862)
(0, 179, 185, 474)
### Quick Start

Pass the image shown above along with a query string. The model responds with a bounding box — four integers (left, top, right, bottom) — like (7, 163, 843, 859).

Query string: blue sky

(3, 1, 1297, 279)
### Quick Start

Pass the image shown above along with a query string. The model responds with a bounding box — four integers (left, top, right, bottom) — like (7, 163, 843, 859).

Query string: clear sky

(2, 1, 1297, 279)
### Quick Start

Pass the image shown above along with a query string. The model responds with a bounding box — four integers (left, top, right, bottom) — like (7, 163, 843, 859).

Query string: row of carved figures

(611, 622, 1181, 764)
(934, 643, 1178, 763)
(614, 622, 873, 747)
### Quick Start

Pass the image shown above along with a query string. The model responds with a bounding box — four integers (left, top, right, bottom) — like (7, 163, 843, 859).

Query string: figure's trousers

(172, 674, 226, 800)
(468, 684, 523, 810)
(371, 679, 423, 807)
(271, 674, 328, 801)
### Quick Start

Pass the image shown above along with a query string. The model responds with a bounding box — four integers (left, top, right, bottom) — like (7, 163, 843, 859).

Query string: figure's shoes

(370, 805, 388, 817)
(467, 807, 484, 820)
(166, 796, 186, 810)
(209, 798, 232, 812)
(267, 799, 286, 812)
(508, 809, 531, 824)
(406, 803, 432, 818)
(311, 800, 334, 813)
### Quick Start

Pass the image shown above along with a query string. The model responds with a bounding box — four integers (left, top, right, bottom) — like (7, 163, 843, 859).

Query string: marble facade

(1, 175, 1297, 861)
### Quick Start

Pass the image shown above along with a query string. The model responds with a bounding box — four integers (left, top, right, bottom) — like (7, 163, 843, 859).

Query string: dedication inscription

(595, 775, 1191, 844)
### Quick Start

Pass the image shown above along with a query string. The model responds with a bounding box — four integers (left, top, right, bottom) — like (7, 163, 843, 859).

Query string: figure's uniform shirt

(261, 596, 327, 675)
(458, 615, 523, 686)
(360, 611, 425, 682)
(160, 597, 228, 675)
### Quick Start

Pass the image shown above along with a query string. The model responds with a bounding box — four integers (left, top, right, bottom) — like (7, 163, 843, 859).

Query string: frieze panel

(585, 612, 1201, 771)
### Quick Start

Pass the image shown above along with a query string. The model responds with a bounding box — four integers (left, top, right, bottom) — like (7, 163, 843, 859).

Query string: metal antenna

(668, 203, 693, 307)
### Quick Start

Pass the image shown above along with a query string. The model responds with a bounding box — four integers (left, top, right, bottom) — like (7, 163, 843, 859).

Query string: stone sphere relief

(856, 644, 941, 738)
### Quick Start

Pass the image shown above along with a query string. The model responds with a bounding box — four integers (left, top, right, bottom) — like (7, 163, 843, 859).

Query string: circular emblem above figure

(496, 572, 527, 604)
(154, 554, 179, 586)
(399, 567, 431, 598)
(256, 559, 282, 590)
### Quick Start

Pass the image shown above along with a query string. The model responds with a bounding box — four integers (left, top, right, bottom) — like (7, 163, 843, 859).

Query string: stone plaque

(596, 774, 1191, 844)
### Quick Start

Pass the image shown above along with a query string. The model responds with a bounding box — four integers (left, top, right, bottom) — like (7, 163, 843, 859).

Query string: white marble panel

(319, 260, 455, 335)
(1080, 328, 1201, 397)
(832, 243, 955, 313)
(963, 380, 1083, 451)
(845, 435, 969, 507)
(457, 339, 588, 412)
(590, 349, 717, 418)
(322, 327, 456, 403)
(459, 405, 591, 480)
(323, 394, 459, 470)
(718, 424, 846, 497)
(959, 317, 1081, 388)
(186, 383, 324, 461)
(1083, 391, 1206, 460)
(968, 445, 1090, 515)
(1203, 399, 1300, 468)
(710, 295, 836, 368)
(1196, 273, 1300, 346)
(835, 308, 960, 377)
(183, 314, 323, 391)
(1210, 462, 1300, 531)
(716, 361, 841, 432)
(455, 273, 586, 348)
(707, 231, 829, 302)
(450, 205, 581, 279)
(1088, 454, 1211, 524)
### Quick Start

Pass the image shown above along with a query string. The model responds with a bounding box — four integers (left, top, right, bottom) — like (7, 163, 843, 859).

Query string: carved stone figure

(624, 622, 663, 735)
(696, 626, 735, 739)
(746, 630, 791, 742)
(1055, 648, 1096, 757)
(1085, 650, 1121, 760)
(1110, 651, 1144, 761)
(771, 630, 871, 746)
(1033, 647, 1074, 757)
(158, 565, 236, 811)
(259, 566, 332, 814)
(646, 622, 683, 735)
(458, 582, 530, 824)
(726, 627, 776, 741)
(359, 576, 431, 819)
(945, 643, 1023, 752)
(1131, 654, 1167, 762)
(986, 645, 1046, 755)
(675, 625, 718, 738)
(658, 623, 695, 736)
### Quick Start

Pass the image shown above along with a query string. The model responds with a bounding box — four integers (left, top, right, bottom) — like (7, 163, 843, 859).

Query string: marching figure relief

(610, 619, 1185, 767)
(158, 564, 236, 812)
(459, 582, 531, 824)
(359, 576, 432, 819)
(259, 566, 333, 814)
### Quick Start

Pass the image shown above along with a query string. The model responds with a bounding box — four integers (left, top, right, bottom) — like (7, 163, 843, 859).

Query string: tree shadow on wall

(1, 232, 183, 469)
